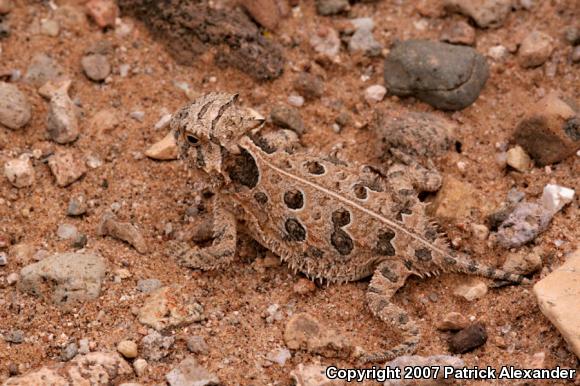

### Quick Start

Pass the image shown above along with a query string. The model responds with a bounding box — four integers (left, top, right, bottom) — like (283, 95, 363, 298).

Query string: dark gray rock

(383, 40, 489, 110)
(449, 323, 487, 353)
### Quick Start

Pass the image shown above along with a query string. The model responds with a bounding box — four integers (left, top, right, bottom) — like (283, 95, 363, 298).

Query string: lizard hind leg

(362, 260, 420, 363)
(168, 207, 237, 271)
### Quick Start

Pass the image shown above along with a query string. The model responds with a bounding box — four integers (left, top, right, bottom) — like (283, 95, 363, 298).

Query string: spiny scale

(170, 92, 530, 364)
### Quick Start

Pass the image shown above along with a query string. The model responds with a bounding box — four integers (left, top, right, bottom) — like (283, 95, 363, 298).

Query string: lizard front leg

(361, 259, 420, 363)
(168, 202, 237, 270)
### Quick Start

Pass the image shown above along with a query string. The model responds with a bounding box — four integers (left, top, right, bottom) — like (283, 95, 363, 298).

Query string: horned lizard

(168, 92, 530, 363)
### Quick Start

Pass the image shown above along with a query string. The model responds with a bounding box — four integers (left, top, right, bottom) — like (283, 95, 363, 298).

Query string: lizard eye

(186, 134, 199, 146)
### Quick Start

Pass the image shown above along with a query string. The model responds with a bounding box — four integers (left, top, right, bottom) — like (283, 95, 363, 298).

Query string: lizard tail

(446, 254, 531, 285)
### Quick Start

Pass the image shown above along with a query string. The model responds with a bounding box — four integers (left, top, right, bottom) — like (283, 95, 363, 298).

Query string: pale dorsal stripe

(244, 138, 449, 257)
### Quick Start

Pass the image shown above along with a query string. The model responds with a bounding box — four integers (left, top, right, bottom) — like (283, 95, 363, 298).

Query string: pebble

(429, 176, 479, 222)
(130, 111, 145, 122)
(54, 5, 89, 33)
(488, 45, 509, 62)
(290, 364, 344, 386)
(471, 223, 490, 240)
(437, 311, 469, 331)
(441, 20, 476, 46)
(292, 277, 316, 295)
(18, 252, 106, 306)
(137, 278, 162, 293)
(384, 355, 465, 386)
(506, 145, 532, 172)
(502, 249, 542, 275)
(133, 358, 148, 377)
(564, 26, 580, 45)
(284, 313, 352, 358)
(166, 357, 220, 386)
(56, 223, 79, 240)
(186, 335, 209, 355)
(310, 26, 340, 60)
(453, 279, 488, 301)
(86, 0, 118, 28)
(137, 286, 203, 331)
(141, 330, 174, 361)
(4, 330, 24, 344)
(154, 113, 172, 130)
(514, 93, 579, 165)
(519, 31, 554, 68)
(448, 322, 488, 354)
(117, 340, 138, 359)
(43, 80, 80, 144)
(572, 46, 580, 63)
(145, 130, 179, 160)
(40, 19, 60, 37)
(364, 84, 386, 103)
(316, 0, 349, 15)
(48, 150, 87, 187)
(2, 352, 132, 385)
(287, 94, 305, 107)
(443, 0, 512, 28)
(4, 155, 35, 188)
(541, 184, 575, 214)
(6, 272, 19, 285)
(239, 0, 286, 31)
(270, 105, 305, 135)
(71, 233, 88, 249)
(533, 249, 580, 359)
(266, 348, 291, 366)
(78, 338, 90, 355)
(0, 0, 14, 14)
(383, 40, 489, 110)
(496, 202, 553, 248)
(90, 108, 120, 133)
(293, 72, 324, 101)
(67, 194, 87, 216)
(81, 54, 111, 82)
(0, 252, 7, 265)
(349, 25, 382, 56)
(24, 53, 66, 88)
(97, 211, 148, 254)
(0, 82, 32, 130)
(62, 342, 78, 361)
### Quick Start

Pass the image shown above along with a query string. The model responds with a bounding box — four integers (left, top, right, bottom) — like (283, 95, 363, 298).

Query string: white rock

(541, 184, 574, 214)
(364, 84, 386, 103)
(266, 348, 291, 366)
(488, 45, 509, 61)
(154, 114, 172, 130)
(4, 155, 35, 188)
(0, 252, 7, 265)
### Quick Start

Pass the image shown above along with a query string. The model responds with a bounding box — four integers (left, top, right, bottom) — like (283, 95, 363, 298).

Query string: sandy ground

(0, 0, 578, 384)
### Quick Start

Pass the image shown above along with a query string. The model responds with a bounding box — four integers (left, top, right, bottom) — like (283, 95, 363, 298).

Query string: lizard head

(171, 92, 264, 180)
